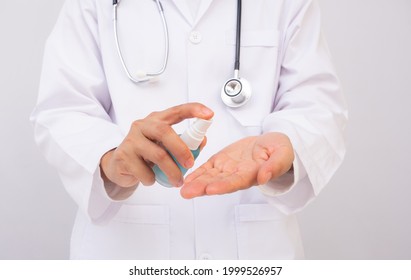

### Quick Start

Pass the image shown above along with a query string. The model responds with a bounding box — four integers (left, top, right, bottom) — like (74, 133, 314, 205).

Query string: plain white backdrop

(1, 0, 410, 259)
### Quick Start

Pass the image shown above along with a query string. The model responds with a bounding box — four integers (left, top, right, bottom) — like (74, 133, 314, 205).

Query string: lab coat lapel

(196, 0, 213, 24)
(170, 0, 192, 24)
(170, 0, 214, 26)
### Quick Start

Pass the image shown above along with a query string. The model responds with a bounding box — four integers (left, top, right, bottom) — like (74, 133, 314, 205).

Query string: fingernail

(176, 178, 184, 188)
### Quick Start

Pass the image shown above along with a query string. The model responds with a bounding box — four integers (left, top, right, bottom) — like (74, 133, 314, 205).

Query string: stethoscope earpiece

(136, 71, 160, 83)
(221, 77, 252, 108)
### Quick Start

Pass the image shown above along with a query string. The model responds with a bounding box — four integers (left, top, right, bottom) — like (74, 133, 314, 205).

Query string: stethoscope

(113, 0, 252, 108)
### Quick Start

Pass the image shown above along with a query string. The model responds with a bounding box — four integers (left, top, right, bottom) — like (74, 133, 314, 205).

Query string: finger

(256, 147, 294, 185)
(180, 162, 219, 198)
(198, 137, 207, 151)
(152, 103, 212, 168)
(180, 179, 208, 199)
(153, 102, 214, 125)
(166, 136, 206, 170)
(205, 173, 250, 195)
(123, 156, 155, 186)
(184, 162, 211, 184)
(107, 147, 154, 187)
(183, 168, 249, 198)
(140, 121, 194, 169)
(136, 139, 184, 187)
(120, 128, 183, 187)
(182, 174, 247, 199)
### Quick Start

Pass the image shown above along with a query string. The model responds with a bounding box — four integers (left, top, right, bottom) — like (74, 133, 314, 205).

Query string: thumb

(256, 147, 294, 185)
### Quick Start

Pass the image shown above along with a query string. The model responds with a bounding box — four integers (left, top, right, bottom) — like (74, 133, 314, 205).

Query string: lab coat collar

(170, 0, 213, 26)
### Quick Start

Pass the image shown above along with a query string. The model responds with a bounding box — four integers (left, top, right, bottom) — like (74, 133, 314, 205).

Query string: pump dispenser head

(180, 118, 213, 150)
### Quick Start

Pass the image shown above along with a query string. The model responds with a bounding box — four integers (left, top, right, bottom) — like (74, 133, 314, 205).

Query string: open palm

(180, 132, 294, 199)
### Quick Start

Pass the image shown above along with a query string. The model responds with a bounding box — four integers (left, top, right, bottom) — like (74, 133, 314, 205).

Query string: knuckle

(131, 119, 143, 130)
(152, 148, 169, 162)
(120, 138, 137, 154)
(152, 123, 173, 139)
(114, 147, 128, 160)
(158, 123, 173, 134)
(132, 139, 146, 153)
(168, 105, 181, 116)
(147, 111, 160, 119)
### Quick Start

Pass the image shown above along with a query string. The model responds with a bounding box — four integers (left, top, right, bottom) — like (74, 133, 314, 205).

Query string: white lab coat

(31, 0, 347, 259)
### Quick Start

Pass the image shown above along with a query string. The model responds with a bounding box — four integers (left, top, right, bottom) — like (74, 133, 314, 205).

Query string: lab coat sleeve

(259, 0, 347, 214)
(30, 0, 134, 222)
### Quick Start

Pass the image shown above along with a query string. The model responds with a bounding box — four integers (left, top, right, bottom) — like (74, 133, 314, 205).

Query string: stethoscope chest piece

(221, 77, 252, 108)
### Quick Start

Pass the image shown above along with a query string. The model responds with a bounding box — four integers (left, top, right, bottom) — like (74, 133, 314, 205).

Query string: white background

(1, 0, 410, 259)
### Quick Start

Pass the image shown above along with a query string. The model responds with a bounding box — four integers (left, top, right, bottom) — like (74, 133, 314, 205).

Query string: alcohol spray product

(152, 118, 212, 187)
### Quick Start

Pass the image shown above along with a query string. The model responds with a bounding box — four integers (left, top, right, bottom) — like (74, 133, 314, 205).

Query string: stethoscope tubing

(113, 0, 169, 82)
(234, 0, 242, 76)
(113, 0, 251, 107)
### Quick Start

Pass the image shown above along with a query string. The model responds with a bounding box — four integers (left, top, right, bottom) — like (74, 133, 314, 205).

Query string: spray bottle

(152, 118, 213, 188)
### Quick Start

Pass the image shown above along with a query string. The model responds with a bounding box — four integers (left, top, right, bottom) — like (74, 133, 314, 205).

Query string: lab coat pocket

(235, 204, 294, 259)
(82, 205, 170, 259)
(224, 94, 271, 136)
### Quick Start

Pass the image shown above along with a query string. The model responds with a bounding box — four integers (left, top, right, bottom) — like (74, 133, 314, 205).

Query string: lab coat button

(198, 253, 212, 260)
(189, 31, 202, 44)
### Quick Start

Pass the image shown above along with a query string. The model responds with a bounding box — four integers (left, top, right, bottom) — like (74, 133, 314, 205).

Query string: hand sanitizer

(152, 118, 213, 188)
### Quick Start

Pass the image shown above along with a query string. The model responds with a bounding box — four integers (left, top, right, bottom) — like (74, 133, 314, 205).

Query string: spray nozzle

(180, 118, 213, 150)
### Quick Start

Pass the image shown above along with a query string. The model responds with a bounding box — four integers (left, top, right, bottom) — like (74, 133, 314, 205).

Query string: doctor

(31, 0, 347, 259)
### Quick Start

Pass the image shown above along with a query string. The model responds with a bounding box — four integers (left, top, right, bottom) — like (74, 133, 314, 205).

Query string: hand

(180, 132, 294, 199)
(100, 103, 214, 188)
